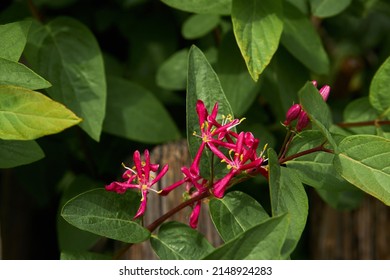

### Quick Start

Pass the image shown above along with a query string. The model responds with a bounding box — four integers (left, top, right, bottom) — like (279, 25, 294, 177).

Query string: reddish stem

(337, 120, 390, 128)
(279, 144, 333, 164)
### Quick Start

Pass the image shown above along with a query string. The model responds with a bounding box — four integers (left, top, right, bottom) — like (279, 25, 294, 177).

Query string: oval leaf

(0, 139, 44, 168)
(160, 0, 232, 15)
(0, 85, 81, 140)
(0, 57, 51, 90)
(232, 0, 283, 81)
(311, 0, 352, 18)
(334, 135, 390, 206)
(25, 17, 106, 141)
(182, 14, 220, 39)
(103, 76, 180, 144)
(204, 214, 289, 260)
(156, 49, 188, 91)
(209, 191, 270, 242)
(150, 221, 214, 260)
(369, 56, 390, 117)
(268, 148, 308, 257)
(299, 81, 337, 149)
(61, 188, 151, 243)
(0, 20, 31, 61)
(281, 2, 329, 74)
(343, 97, 379, 135)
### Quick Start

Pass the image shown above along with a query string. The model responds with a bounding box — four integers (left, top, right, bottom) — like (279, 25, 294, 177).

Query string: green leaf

(25, 17, 106, 141)
(0, 20, 31, 61)
(0, 57, 51, 90)
(334, 135, 390, 206)
(0, 85, 81, 140)
(281, 2, 329, 74)
(311, 0, 352, 18)
(57, 175, 102, 252)
(103, 76, 180, 144)
(61, 188, 151, 243)
(187, 45, 234, 176)
(369, 56, 390, 117)
(150, 221, 214, 260)
(60, 251, 111, 260)
(299, 81, 337, 150)
(204, 214, 289, 260)
(182, 14, 220, 39)
(343, 97, 378, 135)
(0, 139, 44, 168)
(268, 148, 308, 257)
(232, 0, 283, 81)
(160, 0, 232, 15)
(156, 49, 188, 91)
(209, 191, 270, 242)
(216, 32, 260, 116)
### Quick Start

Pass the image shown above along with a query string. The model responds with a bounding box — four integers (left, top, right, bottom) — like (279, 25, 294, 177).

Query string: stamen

(121, 162, 137, 175)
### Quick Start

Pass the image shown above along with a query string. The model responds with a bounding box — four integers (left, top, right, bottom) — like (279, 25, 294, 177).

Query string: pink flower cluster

(105, 100, 268, 229)
(284, 81, 330, 131)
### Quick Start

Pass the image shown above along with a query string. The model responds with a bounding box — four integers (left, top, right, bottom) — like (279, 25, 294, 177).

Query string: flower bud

(283, 104, 302, 126)
(319, 85, 330, 101)
(296, 111, 309, 131)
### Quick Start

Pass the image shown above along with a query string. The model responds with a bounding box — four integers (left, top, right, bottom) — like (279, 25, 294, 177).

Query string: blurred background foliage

(0, 0, 390, 259)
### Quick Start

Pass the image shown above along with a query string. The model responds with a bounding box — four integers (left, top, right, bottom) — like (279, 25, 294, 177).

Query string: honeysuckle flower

(212, 132, 264, 198)
(105, 149, 168, 219)
(296, 110, 310, 132)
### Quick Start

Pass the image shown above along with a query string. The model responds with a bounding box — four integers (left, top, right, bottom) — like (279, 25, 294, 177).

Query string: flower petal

(189, 200, 202, 229)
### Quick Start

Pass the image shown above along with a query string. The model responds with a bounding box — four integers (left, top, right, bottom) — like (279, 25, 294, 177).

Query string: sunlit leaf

(160, 0, 231, 15)
(369, 56, 390, 118)
(0, 20, 31, 61)
(0, 85, 81, 140)
(232, 0, 283, 81)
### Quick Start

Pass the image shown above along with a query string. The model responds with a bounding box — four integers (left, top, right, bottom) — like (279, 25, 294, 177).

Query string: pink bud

(311, 80, 318, 87)
(296, 111, 309, 131)
(319, 85, 330, 101)
(283, 104, 302, 125)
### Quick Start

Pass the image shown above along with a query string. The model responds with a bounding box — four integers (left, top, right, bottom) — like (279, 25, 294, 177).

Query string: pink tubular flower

(105, 149, 168, 219)
(283, 104, 302, 126)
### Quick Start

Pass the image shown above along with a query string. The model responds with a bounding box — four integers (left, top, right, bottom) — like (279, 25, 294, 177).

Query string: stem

(279, 144, 333, 164)
(278, 129, 292, 158)
(279, 130, 295, 160)
(337, 120, 390, 128)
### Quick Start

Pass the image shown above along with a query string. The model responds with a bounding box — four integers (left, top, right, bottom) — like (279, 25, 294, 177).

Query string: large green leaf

(150, 221, 214, 260)
(369, 56, 390, 118)
(216, 32, 260, 116)
(182, 14, 220, 39)
(204, 214, 289, 260)
(209, 191, 270, 242)
(0, 85, 81, 140)
(299, 81, 337, 149)
(268, 148, 308, 257)
(310, 0, 352, 18)
(334, 135, 390, 206)
(25, 17, 106, 141)
(281, 2, 329, 74)
(232, 0, 283, 81)
(0, 139, 44, 168)
(0, 21, 31, 61)
(0, 57, 51, 90)
(57, 175, 102, 252)
(160, 0, 231, 15)
(187, 45, 234, 177)
(61, 188, 151, 243)
(103, 76, 180, 144)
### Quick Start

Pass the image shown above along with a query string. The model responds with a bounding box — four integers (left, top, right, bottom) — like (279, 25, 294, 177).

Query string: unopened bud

(283, 104, 302, 126)
(296, 111, 309, 131)
(319, 85, 330, 101)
